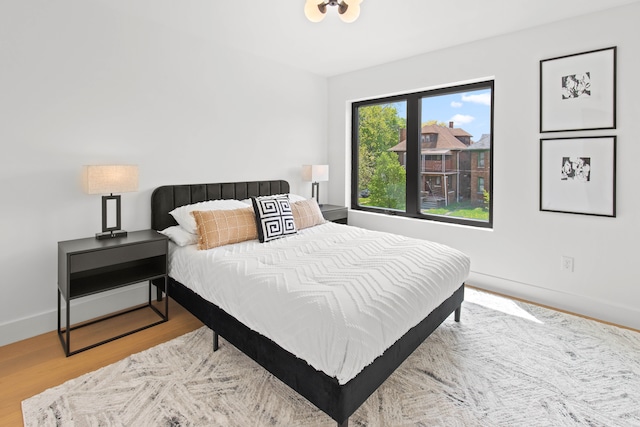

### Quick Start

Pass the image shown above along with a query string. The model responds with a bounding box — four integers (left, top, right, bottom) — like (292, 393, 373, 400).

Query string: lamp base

(95, 230, 128, 240)
(311, 182, 321, 206)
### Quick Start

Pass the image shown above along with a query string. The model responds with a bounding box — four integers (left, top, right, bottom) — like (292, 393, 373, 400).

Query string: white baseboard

(0, 283, 149, 347)
(468, 271, 640, 331)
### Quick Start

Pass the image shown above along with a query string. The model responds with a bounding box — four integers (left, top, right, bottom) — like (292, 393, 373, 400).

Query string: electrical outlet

(561, 256, 574, 272)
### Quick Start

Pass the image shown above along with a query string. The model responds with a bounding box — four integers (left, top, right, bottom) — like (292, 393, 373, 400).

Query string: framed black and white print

(540, 136, 616, 217)
(540, 46, 616, 132)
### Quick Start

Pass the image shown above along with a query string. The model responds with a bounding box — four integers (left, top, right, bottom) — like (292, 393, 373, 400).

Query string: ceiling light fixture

(304, 0, 362, 23)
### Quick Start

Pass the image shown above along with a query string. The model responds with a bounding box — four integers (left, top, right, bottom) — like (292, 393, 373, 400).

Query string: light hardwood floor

(0, 298, 203, 427)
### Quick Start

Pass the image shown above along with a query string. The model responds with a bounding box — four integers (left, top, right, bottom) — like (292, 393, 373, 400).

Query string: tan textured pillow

(191, 207, 258, 250)
(291, 198, 326, 230)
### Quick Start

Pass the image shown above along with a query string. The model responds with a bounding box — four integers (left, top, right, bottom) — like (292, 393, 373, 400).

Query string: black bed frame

(151, 180, 464, 427)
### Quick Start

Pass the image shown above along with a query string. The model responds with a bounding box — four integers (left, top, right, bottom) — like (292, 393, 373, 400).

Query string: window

(352, 80, 493, 228)
(478, 152, 486, 168)
(353, 100, 407, 211)
(421, 134, 437, 143)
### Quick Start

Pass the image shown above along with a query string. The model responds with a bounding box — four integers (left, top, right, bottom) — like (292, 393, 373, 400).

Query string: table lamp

(302, 164, 329, 206)
(82, 165, 139, 239)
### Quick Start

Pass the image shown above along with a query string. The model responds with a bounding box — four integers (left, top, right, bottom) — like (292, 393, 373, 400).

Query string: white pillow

(159, 226, 198, 247)
(241, 193, 306, 205)
(169, 199, 250, 234)
(287, 193, 307, 203)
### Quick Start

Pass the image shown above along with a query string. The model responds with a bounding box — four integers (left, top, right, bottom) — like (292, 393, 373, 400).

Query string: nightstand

(57, 230, 168, 356)
(320, 204, 348, 224)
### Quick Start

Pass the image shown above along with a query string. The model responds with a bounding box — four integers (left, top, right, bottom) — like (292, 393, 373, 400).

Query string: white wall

(0, 1, 328, 345)
(327, 3, 640, 330)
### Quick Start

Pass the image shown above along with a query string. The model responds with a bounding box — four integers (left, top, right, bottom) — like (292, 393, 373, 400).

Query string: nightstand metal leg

(66, 296, 71, 355)
(57, 290, 71, 356)
(163, 276, 169, 320)
(57, 290, 60, 335)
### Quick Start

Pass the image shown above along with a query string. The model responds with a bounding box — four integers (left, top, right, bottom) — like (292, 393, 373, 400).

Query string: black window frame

(351, 80, 494, 229)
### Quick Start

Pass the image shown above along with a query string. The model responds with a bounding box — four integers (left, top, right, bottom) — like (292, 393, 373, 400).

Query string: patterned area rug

(23, 289, 640, 426)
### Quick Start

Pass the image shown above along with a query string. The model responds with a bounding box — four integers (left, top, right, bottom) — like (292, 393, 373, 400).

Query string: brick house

(466, 133, 491, 206)
(389, 122, 471, 208)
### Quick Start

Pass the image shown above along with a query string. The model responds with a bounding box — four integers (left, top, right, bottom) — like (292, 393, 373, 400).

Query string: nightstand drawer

(70, 240, 166, 273)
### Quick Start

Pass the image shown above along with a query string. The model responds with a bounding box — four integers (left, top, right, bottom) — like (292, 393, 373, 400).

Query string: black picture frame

(540, 47, 616, 133)
(540, 136, 616, 217)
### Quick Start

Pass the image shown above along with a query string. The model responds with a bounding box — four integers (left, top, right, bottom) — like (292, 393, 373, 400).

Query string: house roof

(389, 125, 469, 152)
(421, 125, 470, 150)
(389, 140, 407, 152)
(448, 127, 472, 137)
(468, 134, 491, 150)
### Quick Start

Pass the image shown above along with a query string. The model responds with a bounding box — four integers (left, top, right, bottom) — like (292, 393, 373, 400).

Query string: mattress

(169, 222, 470, 384)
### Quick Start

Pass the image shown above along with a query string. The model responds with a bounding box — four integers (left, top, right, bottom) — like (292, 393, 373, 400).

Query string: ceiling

(96, 0, 639, 77)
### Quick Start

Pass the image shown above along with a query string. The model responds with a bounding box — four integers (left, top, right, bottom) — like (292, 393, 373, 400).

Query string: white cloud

(451, 101, 463, 108)
(451, 114, 475, 125)
(462, 93, 491, 106)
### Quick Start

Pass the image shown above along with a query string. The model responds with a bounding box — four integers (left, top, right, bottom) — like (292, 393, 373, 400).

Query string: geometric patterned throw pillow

(251, 195, 297, 243)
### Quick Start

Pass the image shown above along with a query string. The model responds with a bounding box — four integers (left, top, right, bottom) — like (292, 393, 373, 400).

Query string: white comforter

(169, 222, 470, 384)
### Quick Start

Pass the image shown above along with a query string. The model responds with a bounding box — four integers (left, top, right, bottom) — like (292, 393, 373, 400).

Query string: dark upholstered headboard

(151, 180, 290, 231)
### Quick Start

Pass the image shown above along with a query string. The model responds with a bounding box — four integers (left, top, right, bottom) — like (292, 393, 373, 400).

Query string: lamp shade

(302, 164, 329, 182)
(340, 0, 361, 23)
(82, 165, 139, 195)
(304, 0, 326, 22)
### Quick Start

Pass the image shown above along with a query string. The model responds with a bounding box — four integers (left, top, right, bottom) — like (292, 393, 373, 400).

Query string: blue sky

(393, 88, 492, 142)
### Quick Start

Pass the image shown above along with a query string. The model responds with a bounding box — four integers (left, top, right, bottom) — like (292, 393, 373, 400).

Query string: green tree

(483, 189, 490, 211)
(358, 144, 375, 193)
(357, 104, 405, 192)
(369, 152, 406, 209)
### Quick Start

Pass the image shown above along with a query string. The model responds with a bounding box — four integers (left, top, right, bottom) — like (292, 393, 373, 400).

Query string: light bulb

(304, 0, 326, 23)
(339, 2, 360, 23)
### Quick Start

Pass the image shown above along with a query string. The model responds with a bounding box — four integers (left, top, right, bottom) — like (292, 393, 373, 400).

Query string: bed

(150, 180, 468, 426)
